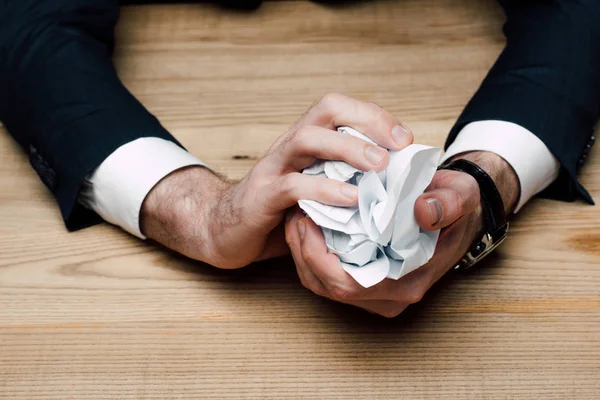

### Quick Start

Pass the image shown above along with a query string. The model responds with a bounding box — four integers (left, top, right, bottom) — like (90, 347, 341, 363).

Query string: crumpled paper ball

(298, 127, 442, 288)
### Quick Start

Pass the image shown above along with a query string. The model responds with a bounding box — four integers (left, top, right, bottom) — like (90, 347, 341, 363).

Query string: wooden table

(1, 1, 599, 398)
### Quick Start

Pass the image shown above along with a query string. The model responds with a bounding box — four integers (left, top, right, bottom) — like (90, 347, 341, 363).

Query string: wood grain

(1, 1, 599, 398)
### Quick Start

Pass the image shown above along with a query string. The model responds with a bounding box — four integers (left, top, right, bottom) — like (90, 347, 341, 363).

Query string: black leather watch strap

(438, 159, 509, 270)
(439, 159, 507, 232)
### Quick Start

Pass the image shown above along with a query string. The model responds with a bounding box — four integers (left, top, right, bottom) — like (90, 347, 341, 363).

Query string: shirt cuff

(79, 138, 207, 238)
(441, 120, 560, 213)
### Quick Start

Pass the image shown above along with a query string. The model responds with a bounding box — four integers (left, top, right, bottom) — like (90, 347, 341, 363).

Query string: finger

(299, 214, 434, 303)
(414, 169, 480, 230)
(297, 216, 441, 305)
(373, 263, 438, 303)
(274, 125, 390, 172)
(301, 92, 414, 150)
(285, 208, 328, 296)
(297, 216, 375, 303)
(266, 173, 359, 212)
(297, 217, 441, 305)
(294, 252, 328, 298)
(345, 300, 409, 318)
(329, 259, 437, 303)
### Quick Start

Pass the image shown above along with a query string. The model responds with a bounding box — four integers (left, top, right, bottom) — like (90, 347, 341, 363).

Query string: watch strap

(438, 158, 509, 270)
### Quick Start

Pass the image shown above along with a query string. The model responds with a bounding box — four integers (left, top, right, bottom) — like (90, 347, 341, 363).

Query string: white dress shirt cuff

(441, 120, 560, 213)
(80, 138, 207, 239)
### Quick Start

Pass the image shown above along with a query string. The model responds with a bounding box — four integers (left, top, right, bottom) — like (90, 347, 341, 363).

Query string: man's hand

(285, 150, 520, 317)
(140, 93, 414, 269)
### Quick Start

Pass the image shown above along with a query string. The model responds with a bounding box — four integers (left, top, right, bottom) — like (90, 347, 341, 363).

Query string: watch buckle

(454, 222, 509, 271)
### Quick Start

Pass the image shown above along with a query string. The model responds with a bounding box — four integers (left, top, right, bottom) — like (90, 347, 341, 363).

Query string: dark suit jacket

(0, 0, 598, 231)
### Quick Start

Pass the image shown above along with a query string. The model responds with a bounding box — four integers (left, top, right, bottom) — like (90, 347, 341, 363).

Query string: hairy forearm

(140, 166, 231, 260)
(450, 151, 520, 214)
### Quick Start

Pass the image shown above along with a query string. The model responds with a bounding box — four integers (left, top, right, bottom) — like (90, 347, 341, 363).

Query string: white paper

(298, 127, 442, 288)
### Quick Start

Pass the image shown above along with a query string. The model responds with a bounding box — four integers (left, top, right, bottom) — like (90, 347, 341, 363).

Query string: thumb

(414, 170, 480, 230)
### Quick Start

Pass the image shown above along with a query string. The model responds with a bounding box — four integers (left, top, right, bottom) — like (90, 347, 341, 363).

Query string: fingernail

(392, 124, 412, 147)
(425, 198, 442, 226)
(340, 184, 358, 199)
(297, 220, 306, 240)
(365, 145, 387, 165)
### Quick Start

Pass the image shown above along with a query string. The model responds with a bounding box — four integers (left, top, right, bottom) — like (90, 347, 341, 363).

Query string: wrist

(449, 151, 520, 215)
(140, 165, 231, 261)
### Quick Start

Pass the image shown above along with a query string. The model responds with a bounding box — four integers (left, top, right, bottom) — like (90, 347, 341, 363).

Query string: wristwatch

(438, 159, 509, 271)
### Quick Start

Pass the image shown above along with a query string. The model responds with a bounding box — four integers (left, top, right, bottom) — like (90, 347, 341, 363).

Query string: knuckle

(372, 107, 395, 130)
(379, 308, 402, 319)
(309, 283, 327, 297)
(284, 126, 317, 157)
(404, 284, 427, 304)
(436, 170, 455, 187)
(329, 284, 355, 302)
(372, 107, 388, 124)
(283, 126, 301, 149)
(303, 250, 318, 266)
(212, 257, 245, 270)
(292, 125, 312, 145)
(299, 275, 311, 290)
(318, 92, 344, 110)
(279, 173, 301, 199)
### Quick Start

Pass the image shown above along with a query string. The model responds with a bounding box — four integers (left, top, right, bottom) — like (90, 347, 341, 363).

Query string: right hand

(140, 93, 413, 269)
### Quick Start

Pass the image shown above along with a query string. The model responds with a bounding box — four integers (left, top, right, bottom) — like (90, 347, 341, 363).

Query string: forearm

(140, 165, 231, 262)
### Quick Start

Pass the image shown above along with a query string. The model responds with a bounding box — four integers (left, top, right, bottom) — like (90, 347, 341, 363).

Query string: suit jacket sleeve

(446, 0, 600, 204)
(0, 0, 181, 231)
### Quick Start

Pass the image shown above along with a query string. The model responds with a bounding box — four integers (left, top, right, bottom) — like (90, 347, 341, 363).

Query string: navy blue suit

(0, 0, 598, 231)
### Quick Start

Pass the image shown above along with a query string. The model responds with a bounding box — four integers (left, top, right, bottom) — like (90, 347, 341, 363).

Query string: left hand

(285, 151, 519, 317)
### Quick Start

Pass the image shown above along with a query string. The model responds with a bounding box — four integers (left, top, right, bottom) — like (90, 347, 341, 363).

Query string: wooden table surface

(1, 1, 599, 398)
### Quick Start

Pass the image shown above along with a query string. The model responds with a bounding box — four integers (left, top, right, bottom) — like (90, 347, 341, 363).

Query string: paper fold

(298, 127, 441, 288)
